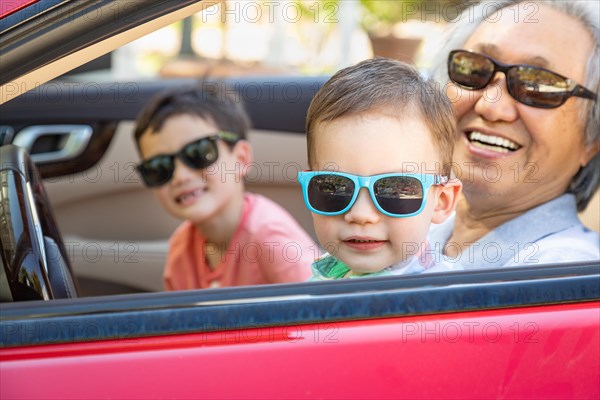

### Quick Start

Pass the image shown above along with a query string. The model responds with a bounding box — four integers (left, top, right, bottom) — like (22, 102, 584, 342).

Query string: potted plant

(359, 0, 426, 63)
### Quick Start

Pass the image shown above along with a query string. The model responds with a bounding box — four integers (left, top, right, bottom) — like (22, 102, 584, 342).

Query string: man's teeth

(468, 131, 520, 152)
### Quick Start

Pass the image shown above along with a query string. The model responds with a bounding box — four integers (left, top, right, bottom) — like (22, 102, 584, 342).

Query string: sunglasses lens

(449, 51, 494, 89)
(138, 156, 174, 187)
(508, 67, 569, 108)
(374, 176, 423, 215)
(182, 138, 219, 169)
(307, 174, 355, 213)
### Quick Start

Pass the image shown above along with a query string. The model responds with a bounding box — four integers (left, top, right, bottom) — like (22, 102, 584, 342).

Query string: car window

(1, 5, 599, 398)
(1, 0, 598, 299)
(1, 1, 461, 297)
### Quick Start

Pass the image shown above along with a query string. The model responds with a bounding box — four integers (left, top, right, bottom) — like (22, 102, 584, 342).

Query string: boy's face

(138, 114, 248, 226)
(310, 114, 447, 274)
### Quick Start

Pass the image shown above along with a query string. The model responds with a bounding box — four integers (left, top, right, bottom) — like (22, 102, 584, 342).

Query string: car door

(1, 1, 599, 398)
(1, 263, 599, 399)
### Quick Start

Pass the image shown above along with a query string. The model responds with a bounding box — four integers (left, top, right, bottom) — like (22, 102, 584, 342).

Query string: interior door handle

(0, 125, 15, 145)
(12, 125, 93, 163)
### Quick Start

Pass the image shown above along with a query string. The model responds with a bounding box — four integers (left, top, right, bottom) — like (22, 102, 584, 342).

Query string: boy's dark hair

(134, 83, 250, 151)
(306, 58, 457, 175)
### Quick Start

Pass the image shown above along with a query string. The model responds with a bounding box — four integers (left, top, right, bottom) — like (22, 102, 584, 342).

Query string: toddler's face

(139, 114, 246, 226)
(310, 114, 446, 274)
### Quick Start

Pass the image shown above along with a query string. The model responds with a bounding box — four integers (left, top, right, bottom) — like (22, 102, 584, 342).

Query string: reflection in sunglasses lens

(449, 51, 589, 108)
(451, 53, 494, 89)
(307, 174, 426, 216)
(139, 136, 221, 187)
(141, 156, 174, 187)
(374, 177, 423, 215)
(308, 174, 354, 213)
(508, 67, 568, 107)
(183, 139, 218, 169)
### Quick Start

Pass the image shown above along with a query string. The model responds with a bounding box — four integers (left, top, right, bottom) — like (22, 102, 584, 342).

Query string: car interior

(2, 73, 599, 300)
(1, 0, 599, 301)
(1, 76, 331, 298)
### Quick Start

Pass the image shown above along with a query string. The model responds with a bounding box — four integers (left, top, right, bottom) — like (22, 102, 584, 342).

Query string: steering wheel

(0, 145, 78, 301)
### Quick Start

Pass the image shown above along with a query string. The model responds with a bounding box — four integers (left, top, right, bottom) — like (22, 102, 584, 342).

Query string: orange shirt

(164, 193, 316, 290)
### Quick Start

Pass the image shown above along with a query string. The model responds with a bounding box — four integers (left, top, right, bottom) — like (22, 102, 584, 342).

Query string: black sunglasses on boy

(448, 49, 597, 109)
(136, 131, 240, 187)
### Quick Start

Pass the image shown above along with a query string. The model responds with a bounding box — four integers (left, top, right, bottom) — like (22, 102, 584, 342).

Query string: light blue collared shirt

(429, 194, 600, 269)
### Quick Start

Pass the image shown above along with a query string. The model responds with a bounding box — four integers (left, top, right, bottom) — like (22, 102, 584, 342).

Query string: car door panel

(1, 265, 599, 398)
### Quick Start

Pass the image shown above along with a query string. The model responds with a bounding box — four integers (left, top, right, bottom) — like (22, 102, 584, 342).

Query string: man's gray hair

(433, 0, 599, 211)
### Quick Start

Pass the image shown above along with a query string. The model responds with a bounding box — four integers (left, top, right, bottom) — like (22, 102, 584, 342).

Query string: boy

(134, 85, 314, 290)
(299, 58, 462, 279)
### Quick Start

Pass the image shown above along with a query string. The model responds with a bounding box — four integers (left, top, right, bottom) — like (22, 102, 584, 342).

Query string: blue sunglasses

(298, 171, 448, 218)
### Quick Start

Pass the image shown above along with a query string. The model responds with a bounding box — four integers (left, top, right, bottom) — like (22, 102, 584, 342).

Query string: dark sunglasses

(448, 50, 598, 109)
(136, 131, 240, 187)
(298, 171, 448, 218)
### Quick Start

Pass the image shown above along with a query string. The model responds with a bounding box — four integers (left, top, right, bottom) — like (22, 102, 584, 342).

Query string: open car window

(1, 1, 599, 398)
(0, 0, 598, 290)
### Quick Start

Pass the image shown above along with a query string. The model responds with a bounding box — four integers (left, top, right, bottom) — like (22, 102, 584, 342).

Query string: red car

(1, 1, 599, 399)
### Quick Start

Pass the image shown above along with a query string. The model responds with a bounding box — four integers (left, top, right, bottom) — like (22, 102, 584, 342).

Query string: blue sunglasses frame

(298, 171, 448, 218)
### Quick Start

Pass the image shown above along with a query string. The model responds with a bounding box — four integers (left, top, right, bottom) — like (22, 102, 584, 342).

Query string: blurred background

(67, 0, 472, 81)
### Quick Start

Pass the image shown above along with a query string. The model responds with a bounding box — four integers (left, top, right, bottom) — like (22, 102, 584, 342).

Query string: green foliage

(295, 0, 340, 21)
(359, 0, 425, 33)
